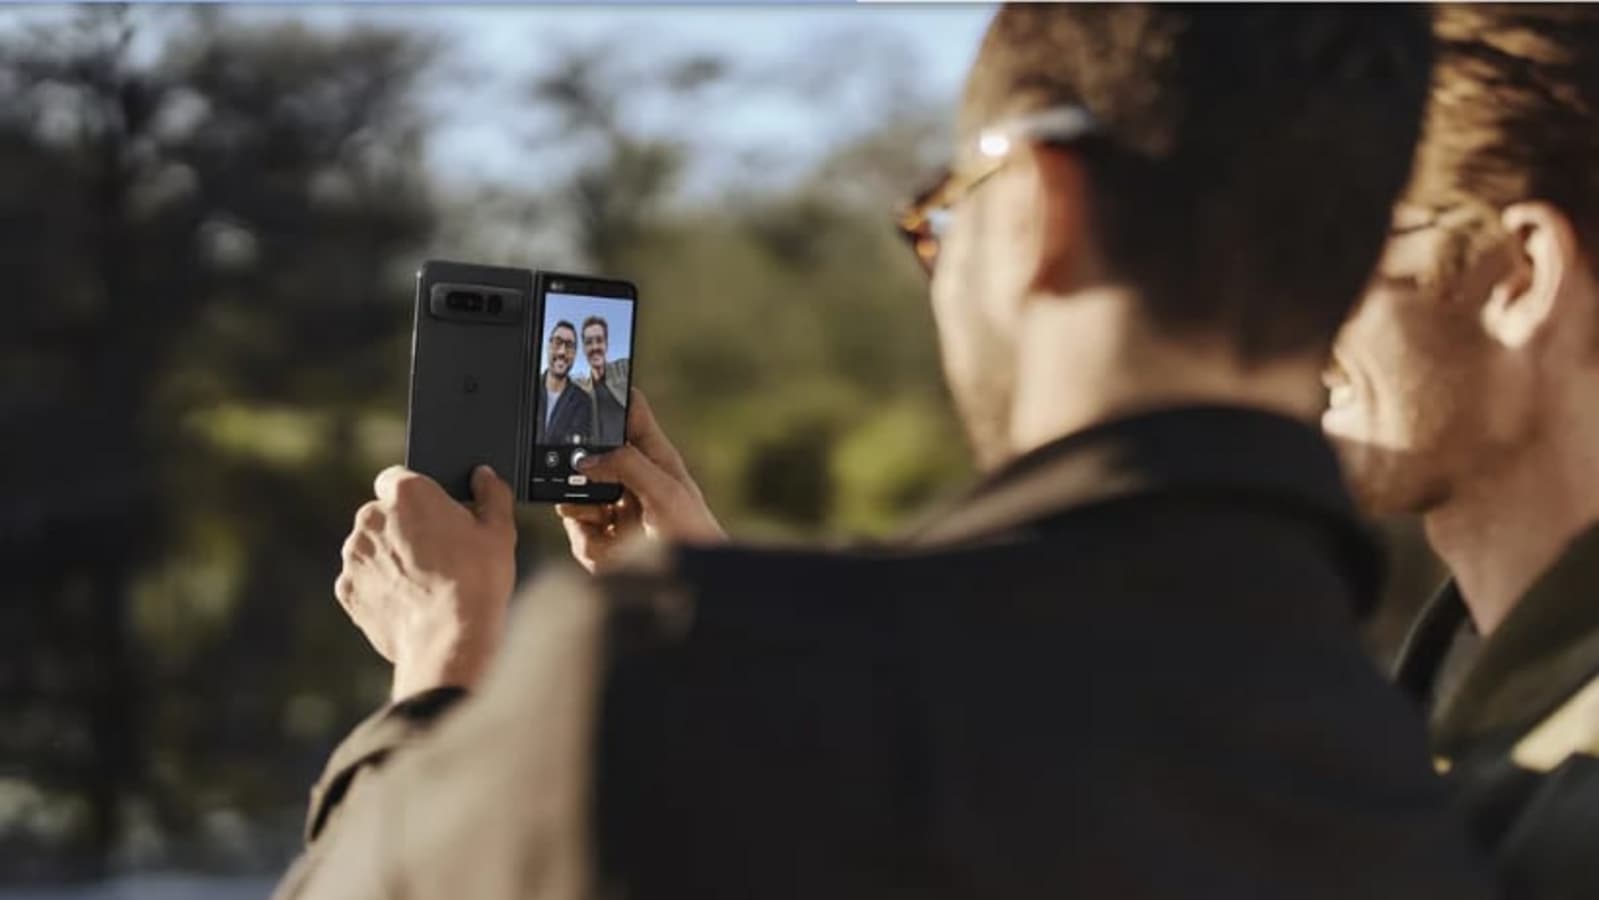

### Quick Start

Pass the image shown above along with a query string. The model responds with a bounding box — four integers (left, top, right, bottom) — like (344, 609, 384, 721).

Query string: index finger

(578, 445, 680, 512)
(373, 465, 413, 503)
(374, 466, 453, 511)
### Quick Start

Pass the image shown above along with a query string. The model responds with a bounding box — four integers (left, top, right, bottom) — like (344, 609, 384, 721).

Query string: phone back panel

(405, 260, 533, 501)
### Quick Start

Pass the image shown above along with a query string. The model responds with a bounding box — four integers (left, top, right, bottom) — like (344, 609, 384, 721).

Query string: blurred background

(0, 4, 1442, 897)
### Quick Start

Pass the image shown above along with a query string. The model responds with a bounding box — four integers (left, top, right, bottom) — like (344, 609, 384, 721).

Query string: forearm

(303, 686, 469, 844)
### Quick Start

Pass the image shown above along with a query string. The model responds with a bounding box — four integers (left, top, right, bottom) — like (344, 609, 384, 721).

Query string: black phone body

(405, 260, 533, 501)
(527, 271, 638, 505)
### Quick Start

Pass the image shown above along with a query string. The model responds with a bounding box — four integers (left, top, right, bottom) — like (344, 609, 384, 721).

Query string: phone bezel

(527, 270, 639, 505)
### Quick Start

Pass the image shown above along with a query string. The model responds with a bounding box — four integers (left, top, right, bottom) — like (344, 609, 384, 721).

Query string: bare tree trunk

(80, 29, 147, 863)
(84, 562, 137, 873)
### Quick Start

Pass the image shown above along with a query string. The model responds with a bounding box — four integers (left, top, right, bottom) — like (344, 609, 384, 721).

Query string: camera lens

(446, 290, 486, 311)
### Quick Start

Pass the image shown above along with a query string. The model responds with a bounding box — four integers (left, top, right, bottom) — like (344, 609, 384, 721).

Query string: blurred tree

(522, 47, 727, 270)
(493, 41, 968, 549)
(0, 16, 975, 880)
(0, 7, 1454, 887)
(0, 7, 435, 878)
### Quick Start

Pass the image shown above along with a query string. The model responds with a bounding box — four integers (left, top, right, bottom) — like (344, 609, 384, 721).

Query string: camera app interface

(531, 288, 636, 495)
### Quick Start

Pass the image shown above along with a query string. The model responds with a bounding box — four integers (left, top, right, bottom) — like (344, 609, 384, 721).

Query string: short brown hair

(581, 315, 608, 341)
(961, 5, 1434, 361)
(1409, 6, 1599, 271)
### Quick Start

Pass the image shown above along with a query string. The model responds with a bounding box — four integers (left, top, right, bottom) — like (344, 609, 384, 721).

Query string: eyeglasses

(1387, 204, 1474, 239)
(896, 105, 1101, 276)
(549, 336, 575, 351)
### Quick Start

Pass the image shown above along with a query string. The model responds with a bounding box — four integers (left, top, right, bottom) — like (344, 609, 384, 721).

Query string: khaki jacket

(274, 563, 618, 900)
(277, 408, 1496, 900)
(1395, 523, 1599, 899)
(573, 358, 629, 446)
(572, 357, 629, 408)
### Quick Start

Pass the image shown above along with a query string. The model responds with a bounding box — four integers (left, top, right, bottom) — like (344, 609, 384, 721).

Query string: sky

(0, 3, 996, 260)
(223, 5, 997, 191)
(0, 5, 995, 194)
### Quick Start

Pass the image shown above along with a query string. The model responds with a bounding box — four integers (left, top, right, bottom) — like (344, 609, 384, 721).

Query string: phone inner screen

(529, 283, 636, 501)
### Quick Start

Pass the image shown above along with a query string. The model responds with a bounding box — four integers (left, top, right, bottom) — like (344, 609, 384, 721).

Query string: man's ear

(1482, 202, 1581, 350)
(1027, 144, 1094, 296)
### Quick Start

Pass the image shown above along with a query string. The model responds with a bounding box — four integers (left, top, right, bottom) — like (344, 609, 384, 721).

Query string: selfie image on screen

(531, 288, 635, 495)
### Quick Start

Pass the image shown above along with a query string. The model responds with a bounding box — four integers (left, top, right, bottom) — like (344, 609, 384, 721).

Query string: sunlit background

(0, 4, 1441, 897)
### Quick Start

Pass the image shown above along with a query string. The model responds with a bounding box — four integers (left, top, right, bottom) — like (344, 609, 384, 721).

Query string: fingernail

(476, 465, 497, 477)
(575, 454, 595, 471)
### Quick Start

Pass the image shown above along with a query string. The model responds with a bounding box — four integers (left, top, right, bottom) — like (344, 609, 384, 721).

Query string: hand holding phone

(404, 262, 641, 506)
(555, 389, 725, 572)
(337, 464, 517, 700)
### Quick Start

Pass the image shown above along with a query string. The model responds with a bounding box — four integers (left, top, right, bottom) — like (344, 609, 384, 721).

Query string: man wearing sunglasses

(1324, 7, 1599, 896)
(281, 7, 1494, 899)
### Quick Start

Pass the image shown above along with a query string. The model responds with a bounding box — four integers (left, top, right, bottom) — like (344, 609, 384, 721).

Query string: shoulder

(285, 565, 610, 896)
(510, 540, 891, 658)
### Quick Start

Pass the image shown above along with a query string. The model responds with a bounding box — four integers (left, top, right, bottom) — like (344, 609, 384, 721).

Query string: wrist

(389, 619, 500, 702)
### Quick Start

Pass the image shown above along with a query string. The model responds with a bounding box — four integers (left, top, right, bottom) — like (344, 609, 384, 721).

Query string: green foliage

(0, 10, 971, 878)
(1, 6, 435, 876)
(509, 43, 969, 551)
(0, 8, 1439, 884)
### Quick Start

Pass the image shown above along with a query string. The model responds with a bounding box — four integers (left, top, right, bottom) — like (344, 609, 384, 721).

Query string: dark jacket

(576, 358, 629, 447)
(278, 407, 1493, 900)
(536, 373, 591, 447)
(1395, 524, 1599, 899)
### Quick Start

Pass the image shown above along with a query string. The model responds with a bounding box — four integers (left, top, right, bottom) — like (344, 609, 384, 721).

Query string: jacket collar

(900, 405, 1382, 612)
(1413, 522, 1599, 752)
(1392, 580, 1470, 709)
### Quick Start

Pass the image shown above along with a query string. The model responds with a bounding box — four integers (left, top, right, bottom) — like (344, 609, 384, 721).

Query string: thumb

(470, 465, 515, 528)
(578, 446, 679, 510)
(625, 389, 691, 484)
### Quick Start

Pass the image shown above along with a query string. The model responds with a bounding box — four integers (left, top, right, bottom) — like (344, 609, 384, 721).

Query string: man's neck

(1425, 418, 1599, 635)
(1007, 288, 1325, 461)
(546, 371, 566, 393)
